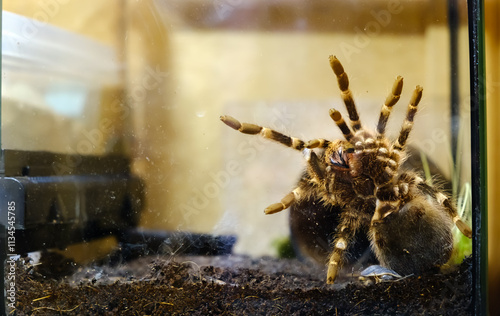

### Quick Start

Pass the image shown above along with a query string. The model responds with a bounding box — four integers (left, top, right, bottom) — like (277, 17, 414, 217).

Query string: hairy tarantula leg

(454, 216, 473, 238)
(220, 115, 308, 150)
(327, 250, 341, 284)
(393, 86, 423, 151)
(329, 109, 354, 141)
(377, 76, 404, 136)
(304, 138, 331, 149)
(327, 213, 362, 284)
(438, 193, 473, 238)
(264, 187, 303, 215)
(329, 55, 362, 131)
(371, 200, 401, 225)
(414, 177, 473, 238)
(303, 149, 325, 181)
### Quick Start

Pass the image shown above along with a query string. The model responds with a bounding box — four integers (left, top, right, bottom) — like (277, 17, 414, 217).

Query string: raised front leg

(220, 115, 330, 150)
(329, 55, 362, 131)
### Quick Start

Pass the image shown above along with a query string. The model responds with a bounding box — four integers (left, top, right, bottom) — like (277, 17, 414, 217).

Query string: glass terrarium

(0, 0, 487, 314)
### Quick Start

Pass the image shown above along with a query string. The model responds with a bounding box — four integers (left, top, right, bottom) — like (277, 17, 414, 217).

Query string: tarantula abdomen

(370, 193, 454, 275)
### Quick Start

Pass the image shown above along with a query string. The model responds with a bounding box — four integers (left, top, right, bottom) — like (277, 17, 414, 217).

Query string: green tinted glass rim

(467, 0, 488, 314)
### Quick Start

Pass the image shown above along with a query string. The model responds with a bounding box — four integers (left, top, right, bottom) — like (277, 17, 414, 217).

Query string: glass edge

(468, 0, 488, 314)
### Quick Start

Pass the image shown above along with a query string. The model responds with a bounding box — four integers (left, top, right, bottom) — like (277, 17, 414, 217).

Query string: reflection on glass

(2, 12, 122, 155)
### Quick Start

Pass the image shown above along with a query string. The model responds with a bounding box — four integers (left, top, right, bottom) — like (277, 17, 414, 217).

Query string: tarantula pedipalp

(220, 55, 472, 284)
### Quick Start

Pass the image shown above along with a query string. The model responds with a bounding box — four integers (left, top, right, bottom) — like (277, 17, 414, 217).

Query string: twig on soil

(32, 295, 52, 302)
(32, 304, 80, 314)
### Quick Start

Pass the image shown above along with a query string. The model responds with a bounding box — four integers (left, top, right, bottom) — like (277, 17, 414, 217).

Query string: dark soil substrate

(14, 254, 472, 315)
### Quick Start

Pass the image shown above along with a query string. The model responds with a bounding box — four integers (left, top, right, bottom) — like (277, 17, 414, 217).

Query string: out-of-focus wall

(3, 1, 121, 46)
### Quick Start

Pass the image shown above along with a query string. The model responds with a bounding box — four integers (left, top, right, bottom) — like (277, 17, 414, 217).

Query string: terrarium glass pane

(1, 0, 479, 314)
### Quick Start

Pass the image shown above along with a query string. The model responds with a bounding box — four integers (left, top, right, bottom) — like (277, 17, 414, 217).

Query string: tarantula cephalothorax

(220, 56, 472, 284)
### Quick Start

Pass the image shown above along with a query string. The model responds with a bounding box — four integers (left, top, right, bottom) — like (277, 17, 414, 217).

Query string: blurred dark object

(0, 149, 144, 253)
(111, 229, 237, 264)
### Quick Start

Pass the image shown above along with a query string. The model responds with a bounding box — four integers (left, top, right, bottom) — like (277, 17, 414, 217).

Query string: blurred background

(1, 0, 498, 312)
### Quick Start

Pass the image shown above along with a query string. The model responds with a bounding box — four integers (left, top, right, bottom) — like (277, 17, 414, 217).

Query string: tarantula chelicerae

(220, 56, 472, 284)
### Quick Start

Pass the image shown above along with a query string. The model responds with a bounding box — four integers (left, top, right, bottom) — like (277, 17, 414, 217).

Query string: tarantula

(220, 56, 472, 284)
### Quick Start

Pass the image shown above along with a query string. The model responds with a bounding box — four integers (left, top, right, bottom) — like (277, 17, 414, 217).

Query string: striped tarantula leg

(327, 213, 361, 284)
(415, 178, 473, 238)
(393, 86, 423, 151)
(371, 200, 401, 226)
(220, 115, 306, 150)
(437, 192, 472, 238)
(303, 149, 325, 181)
(304, 138, 331, 149)
(329, 109, 353, 141)
(454, 216, 473, 238)
(264, 187, 303, 215)
(377, 76, 404, 136)
(372, 177, 406, 223)
(329, 55, 362, 131)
